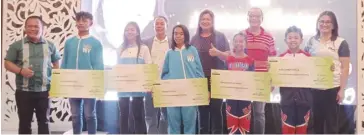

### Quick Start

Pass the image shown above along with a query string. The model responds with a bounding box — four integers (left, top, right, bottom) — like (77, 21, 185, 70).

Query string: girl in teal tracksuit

(161, 24, 205, 134)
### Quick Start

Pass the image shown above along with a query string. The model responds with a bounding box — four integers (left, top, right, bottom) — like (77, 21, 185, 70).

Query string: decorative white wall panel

(1, 0, 80, 131)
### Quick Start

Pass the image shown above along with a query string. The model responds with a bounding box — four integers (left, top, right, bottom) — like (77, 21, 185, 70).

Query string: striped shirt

(242, 27, 276, 72)
(5, 37, 61, 92)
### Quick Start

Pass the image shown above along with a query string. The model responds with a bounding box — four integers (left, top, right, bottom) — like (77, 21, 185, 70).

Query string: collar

(77, 34, 91, 39)
(175, 45, 186, 51)
(246, 27, 265, 36)
(154, 35, 168, 43)
(24, 36, 46, 44)
(286, 49, 304, 54)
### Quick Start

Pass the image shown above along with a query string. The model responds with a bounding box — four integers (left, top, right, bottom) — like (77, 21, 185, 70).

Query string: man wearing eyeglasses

(4, 15, 61, 134)
(240, 7, 277, 134)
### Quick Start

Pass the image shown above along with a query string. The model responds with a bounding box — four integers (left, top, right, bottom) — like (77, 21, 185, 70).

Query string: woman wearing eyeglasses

(304, 11, 350, 134)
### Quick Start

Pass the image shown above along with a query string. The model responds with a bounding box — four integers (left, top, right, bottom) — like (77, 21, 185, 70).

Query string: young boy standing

(279, 26, 312, 134)
(61, 11, 104, 134)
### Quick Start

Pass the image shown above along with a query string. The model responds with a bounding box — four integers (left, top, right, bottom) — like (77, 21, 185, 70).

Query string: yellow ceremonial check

(211, 69, 271, 102)
(50, 69, 105, 98)
(152, 78, 209, 107)
(268, 57, 334, 89)
(106, 64, 158, 92)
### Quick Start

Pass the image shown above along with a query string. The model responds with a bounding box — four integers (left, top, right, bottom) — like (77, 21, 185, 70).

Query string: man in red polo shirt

(241, 7, 277, 134)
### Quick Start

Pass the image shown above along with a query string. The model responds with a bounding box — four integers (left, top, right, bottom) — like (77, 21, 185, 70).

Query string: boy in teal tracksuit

(161, 24, 204, 134)
(61, 11, 104, 134)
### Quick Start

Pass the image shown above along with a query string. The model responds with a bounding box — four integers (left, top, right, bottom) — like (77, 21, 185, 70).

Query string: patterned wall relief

(357, 0, 364, 133)
(2, 0, 80, 130)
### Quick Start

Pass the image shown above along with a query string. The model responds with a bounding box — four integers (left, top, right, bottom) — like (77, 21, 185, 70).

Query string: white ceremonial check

(211, 69, 271, 102)
(50, 69, 105, 98)
(152, 78, 209, 107)
(268, 57, 334, 89)
(106, 64, 158, 92)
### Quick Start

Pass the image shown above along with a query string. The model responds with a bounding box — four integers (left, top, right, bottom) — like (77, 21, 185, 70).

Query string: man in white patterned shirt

(142, 16, 171, 134)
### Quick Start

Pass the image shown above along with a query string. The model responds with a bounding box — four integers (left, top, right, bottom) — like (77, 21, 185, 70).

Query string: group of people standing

(4, 6, 350, 135)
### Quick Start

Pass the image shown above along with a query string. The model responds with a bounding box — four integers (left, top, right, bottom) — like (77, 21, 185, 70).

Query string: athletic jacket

(61, 35, 104, 70)
(279, 49, 312, 106)
(161, 45, 204, 80)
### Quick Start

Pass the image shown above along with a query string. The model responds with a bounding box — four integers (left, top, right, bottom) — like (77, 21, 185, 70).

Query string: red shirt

(242, 27, 276, 72)
(226, 55, 255, 71)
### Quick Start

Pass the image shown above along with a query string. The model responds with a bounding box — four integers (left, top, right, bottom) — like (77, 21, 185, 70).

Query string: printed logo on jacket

(187, 54, 195, 62)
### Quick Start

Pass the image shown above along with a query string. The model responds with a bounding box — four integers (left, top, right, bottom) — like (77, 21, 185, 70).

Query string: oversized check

(152, 78, 209, 107)
(106, 64, 158, 92)
(50, 69, 105, 98)
(211, 70, 271, 102)
(268, 57, 334, 89)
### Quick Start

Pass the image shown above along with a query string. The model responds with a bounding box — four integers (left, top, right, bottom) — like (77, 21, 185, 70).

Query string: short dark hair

(154, 16, 168, 24)
(76, 11, 93, 21)
(285, 26, 303, 38)
(315, 11, 339, 41)
(171, 24, 191, 50)
(25, 15, 44, 26)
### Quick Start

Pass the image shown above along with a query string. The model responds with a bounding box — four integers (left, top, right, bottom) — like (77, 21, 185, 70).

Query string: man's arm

(5, 60, 22, 74)
(4, 43, 34, 78)
(4, 43, 21, 73)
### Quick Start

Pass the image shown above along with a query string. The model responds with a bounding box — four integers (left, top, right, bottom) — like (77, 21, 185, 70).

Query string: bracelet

(18, 68, 23, 74)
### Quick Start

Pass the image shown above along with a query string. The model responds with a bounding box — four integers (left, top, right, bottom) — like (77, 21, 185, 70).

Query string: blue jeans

(167, 106, 197, 134)
(252, 101, 266, 134)
(144, 93, 168, 134)
(69, 98, 97, 134)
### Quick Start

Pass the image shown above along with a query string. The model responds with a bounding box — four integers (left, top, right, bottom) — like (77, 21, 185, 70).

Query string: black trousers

(15, 90, 50, 134)
(312, 87, 339, 134)
(198, 76, 223, 134)
(118, 97, 146, 134)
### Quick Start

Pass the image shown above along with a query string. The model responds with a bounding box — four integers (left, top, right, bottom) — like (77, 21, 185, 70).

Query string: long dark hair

(121, 21, 142, 63)
(315, 11, 339, 41)
(171, 24, 191, 50)
(196, 9, 216, 45)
